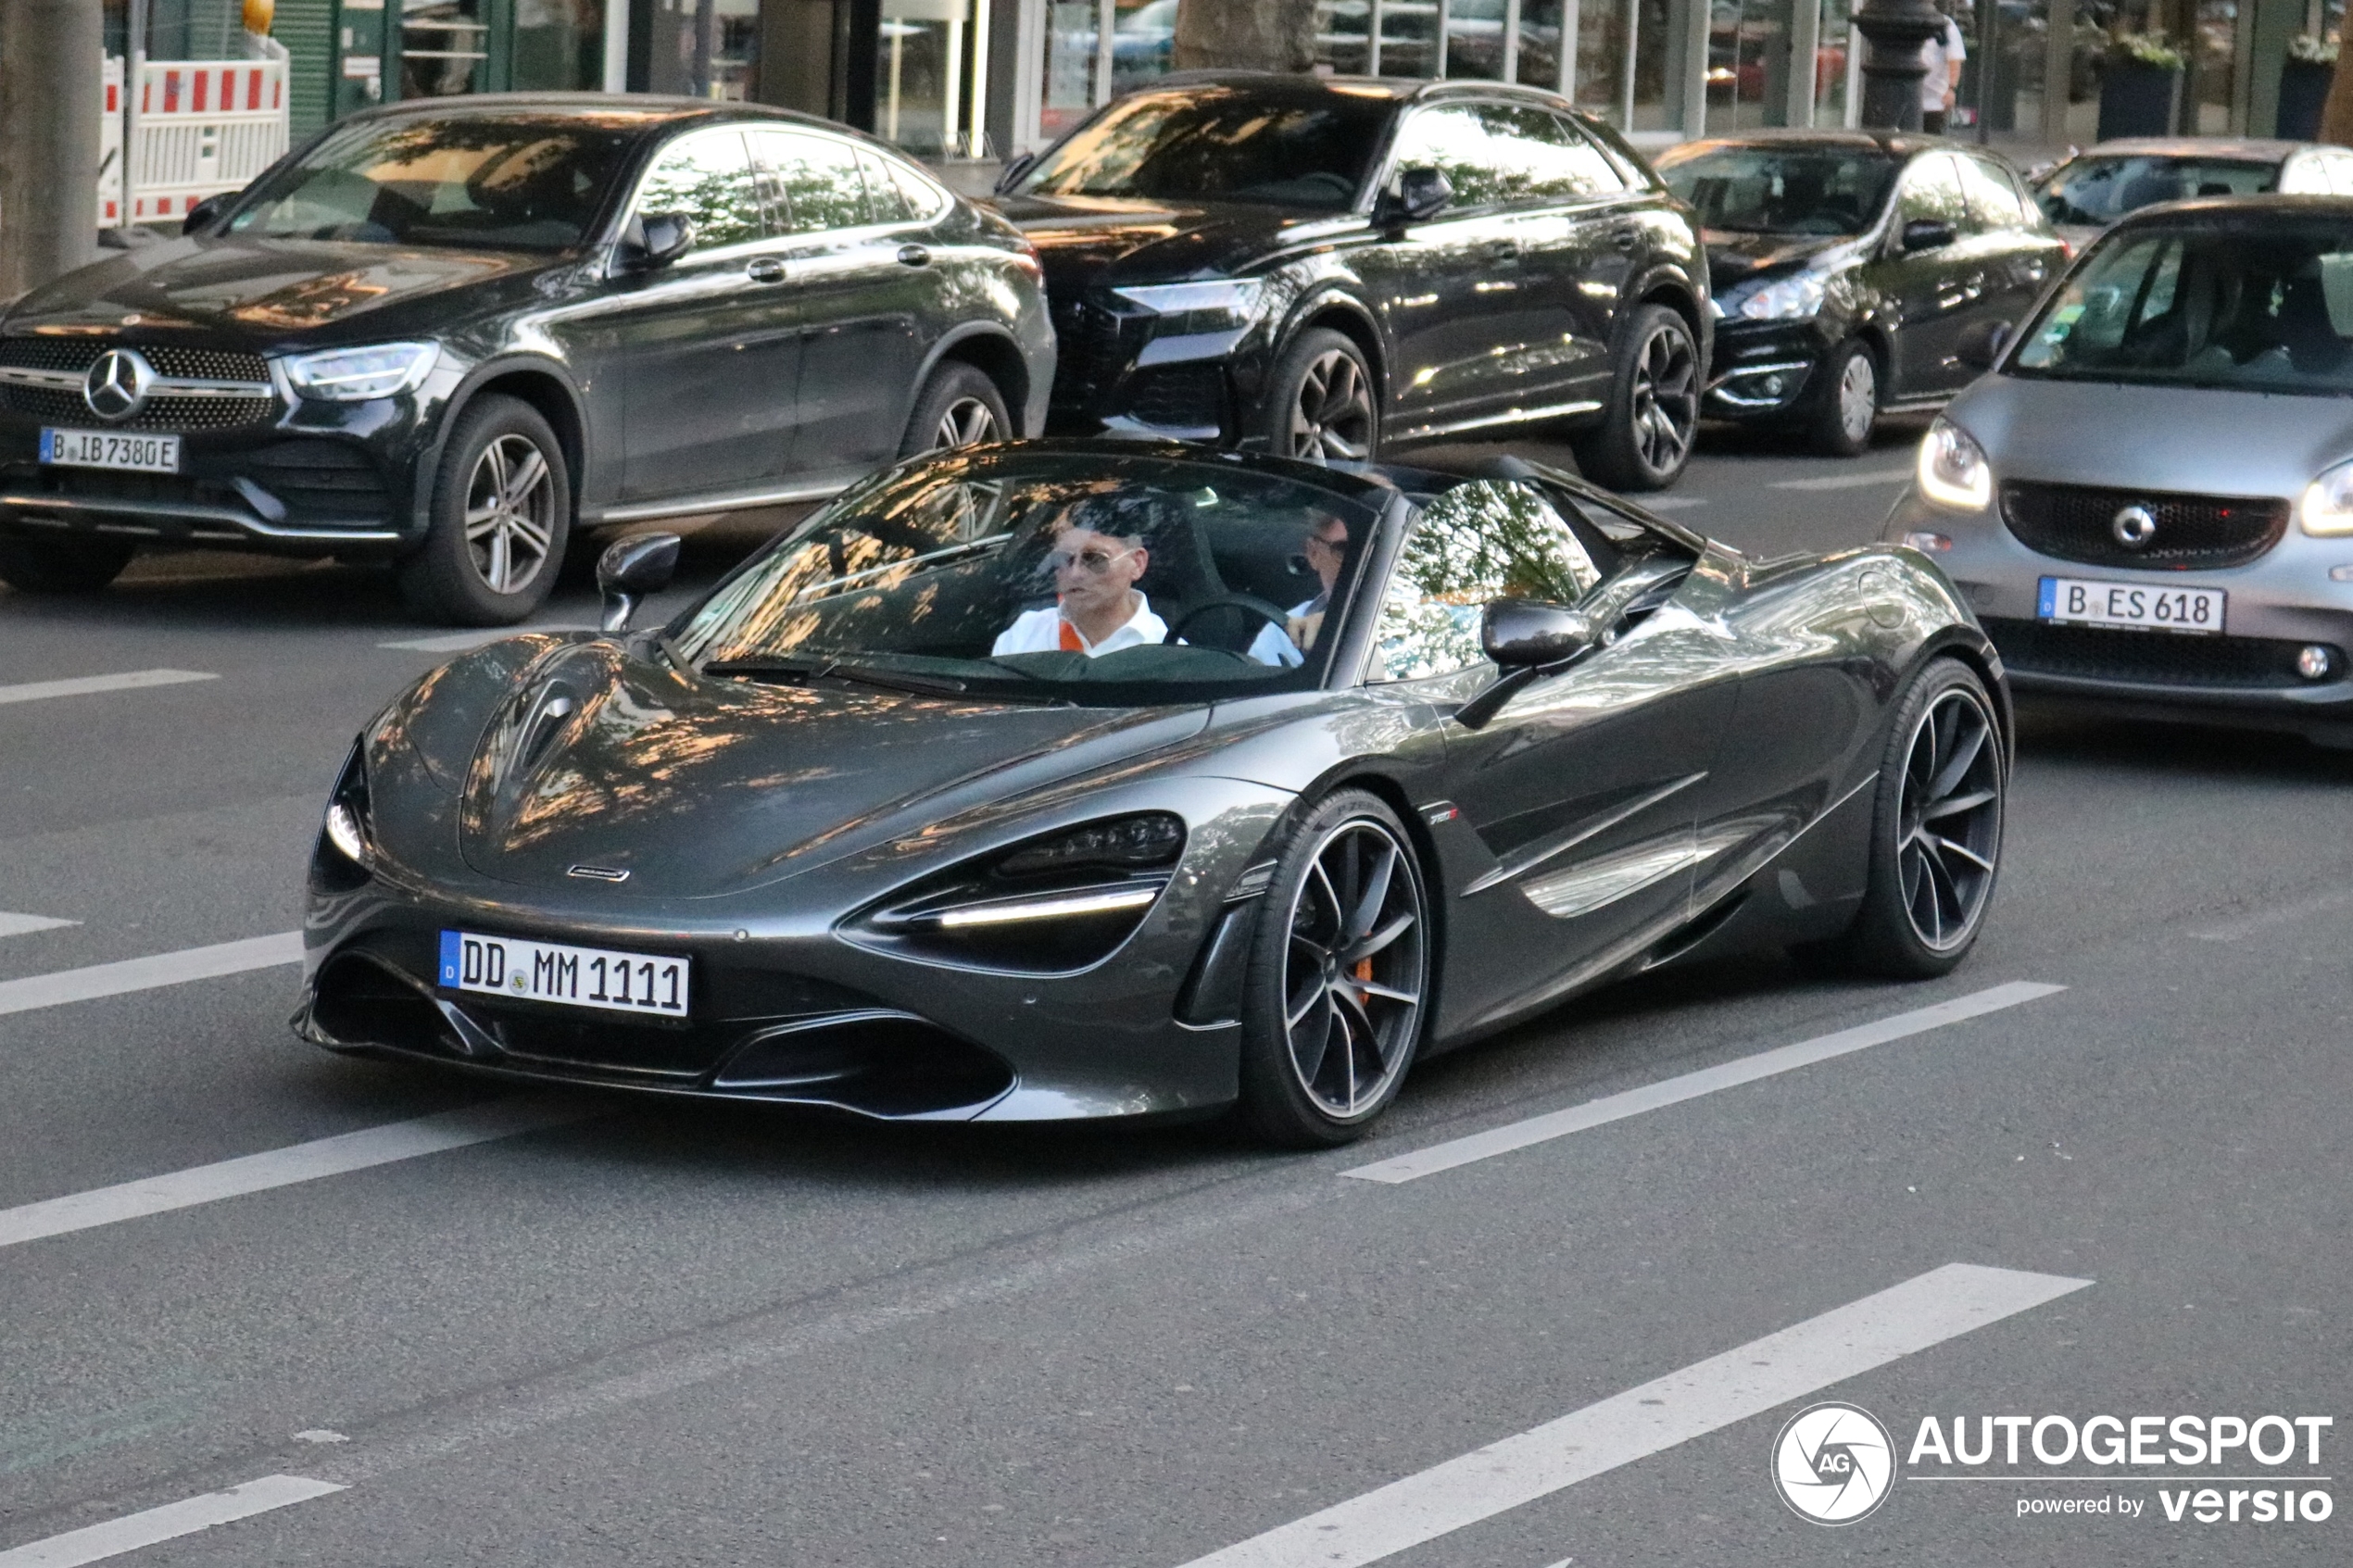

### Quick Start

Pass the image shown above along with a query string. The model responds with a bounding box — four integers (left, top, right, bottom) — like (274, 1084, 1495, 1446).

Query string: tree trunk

(0, 0, 104, 301)
(2322, 6, 2353, 144)
(1172, 0, 1320, 73)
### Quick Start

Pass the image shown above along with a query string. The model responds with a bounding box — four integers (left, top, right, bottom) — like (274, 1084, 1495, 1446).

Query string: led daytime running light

(931, 884, 1161, 928)
(1918, 418, 1993, 511)
(2298, 457, 2353, 537)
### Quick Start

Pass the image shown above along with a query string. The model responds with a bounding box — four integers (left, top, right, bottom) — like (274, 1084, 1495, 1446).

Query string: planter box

(2278, 57, 2333, 142)
(2097, 61, 2183, 140)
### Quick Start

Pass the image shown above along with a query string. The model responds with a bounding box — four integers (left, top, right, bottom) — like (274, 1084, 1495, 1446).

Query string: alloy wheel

(1286, 349, 1374, 462)
(1630, 324, 1698, 473)
(1279, 817, 1426, 1119)
(1896, 686, 2003, 950)
(463, 433, 558, 596)
(1837, 351, 1877, 445)
(931, 395, 1001, 450)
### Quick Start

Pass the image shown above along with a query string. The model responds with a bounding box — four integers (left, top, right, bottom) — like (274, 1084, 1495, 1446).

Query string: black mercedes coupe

(297, 443, 2009, 1146)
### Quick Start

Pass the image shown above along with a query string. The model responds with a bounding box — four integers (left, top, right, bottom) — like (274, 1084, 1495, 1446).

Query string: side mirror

(1481, 598, 1598, 668)
(1957, 318, 2011, 370)
(993, 151, 1038, 194)
(1900, 218, 1956, 253)
(1379, 166, 1453, 226)
(598, 532, 681, 633)
(182, 194, 227, 235)
(621, 210, 695, 271)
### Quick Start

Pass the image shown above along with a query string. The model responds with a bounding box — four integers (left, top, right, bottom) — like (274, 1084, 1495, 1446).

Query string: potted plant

(2097, 32, 2186, 140)
(2279, 34, 2337, 141)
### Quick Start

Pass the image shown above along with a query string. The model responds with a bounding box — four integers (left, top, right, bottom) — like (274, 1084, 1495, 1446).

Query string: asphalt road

(1, 420, 2347, 1567)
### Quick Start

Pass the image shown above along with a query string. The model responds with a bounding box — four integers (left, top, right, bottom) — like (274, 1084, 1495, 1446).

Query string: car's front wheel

(0, 534, 136, 595)
(1573, 303, 1699, 491)
(1262, 327, 1378, 464)
(397, 394, 570, 626)
(1806, 338, 1879, 458)
(1236, 789, 1430, 1148)
(900, 360, 1012, 457)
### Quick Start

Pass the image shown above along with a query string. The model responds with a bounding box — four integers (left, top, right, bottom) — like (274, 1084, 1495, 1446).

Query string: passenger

(1247, 514, 1350, 667)
(992, 509, 1168, 657)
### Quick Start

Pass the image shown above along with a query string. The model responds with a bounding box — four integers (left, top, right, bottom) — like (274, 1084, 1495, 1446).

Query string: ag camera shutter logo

(1772, 1401, 1896, 1524)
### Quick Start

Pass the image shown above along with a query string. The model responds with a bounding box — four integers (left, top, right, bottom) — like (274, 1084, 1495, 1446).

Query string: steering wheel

(1164, 594, 1295, 647)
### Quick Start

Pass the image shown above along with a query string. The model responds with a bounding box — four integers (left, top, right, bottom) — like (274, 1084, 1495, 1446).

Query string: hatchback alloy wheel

(931, 395, 1002, 450)
(1287, 347, 1375, 462)
(1896, 684, 2002, 950)
(464, 433, 558, 596)
(1631, 322, 1699, 474)
(1837, 351, 1877, 445)
(1279, 815, 1427, 1118)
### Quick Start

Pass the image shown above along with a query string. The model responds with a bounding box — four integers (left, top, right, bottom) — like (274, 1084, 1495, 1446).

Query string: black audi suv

(994, 73, 1712, 491)
(1655, 131, 2063, 457)
(0, 94, 1052, 623)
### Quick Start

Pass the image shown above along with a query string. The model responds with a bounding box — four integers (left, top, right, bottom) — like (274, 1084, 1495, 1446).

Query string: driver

(992, 503, 1168, 657)
(1247, 514, 1350, 667)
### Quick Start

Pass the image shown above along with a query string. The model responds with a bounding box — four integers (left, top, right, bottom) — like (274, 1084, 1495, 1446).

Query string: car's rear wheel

(1806, 338, 1879, 458)
(1237, 790, 1429, 1148)
(1263, 327, 1378, 464)
(397, 394, 569, 626)
(1806, 658, 2005, 977)
(900, 361, 1011, 457)
(0, 534, 136, 595)
(1573, 304, 1699, 492)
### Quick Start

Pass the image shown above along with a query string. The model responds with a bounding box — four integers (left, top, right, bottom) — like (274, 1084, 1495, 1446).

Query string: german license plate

(438, 930, 689, 1019)
(2037, 576, 2225, 635)
(40, 428, 181, 473)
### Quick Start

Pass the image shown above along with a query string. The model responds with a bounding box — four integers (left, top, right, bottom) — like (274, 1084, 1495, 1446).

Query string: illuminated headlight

(1918, 417, 1994, 511)
(278, 342, 439, 402)
(1109, 279, 1267, 334)
(324, 802, 368, 866)
(314, 739, 372, 888)
(2298, 457, 2353, 536)
(1726, 271, 1828, 320)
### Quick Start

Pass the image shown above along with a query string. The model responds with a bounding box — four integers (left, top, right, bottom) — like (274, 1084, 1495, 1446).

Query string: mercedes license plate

(438, 930, 689, 1018)
(39, 428, 182, 473)
(2037, 576, 2225, 635)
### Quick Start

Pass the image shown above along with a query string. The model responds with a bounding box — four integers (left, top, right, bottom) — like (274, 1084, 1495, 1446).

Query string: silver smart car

(1882, 194, 2353, 746)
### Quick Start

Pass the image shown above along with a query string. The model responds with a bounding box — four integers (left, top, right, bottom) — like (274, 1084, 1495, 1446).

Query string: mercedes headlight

(2299, 456, 2353, 536)
(278, 342, 439, 402)
(1109, 279, 1267, 334)
(1918, 417, 1994, 511)
(1727, 271, 1828, 321)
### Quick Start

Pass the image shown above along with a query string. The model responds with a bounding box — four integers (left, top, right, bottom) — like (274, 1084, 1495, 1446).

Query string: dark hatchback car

(1656, 131, 2063, 456)
(0, 94, 1051, 623)
(994, 74, 1712, 490)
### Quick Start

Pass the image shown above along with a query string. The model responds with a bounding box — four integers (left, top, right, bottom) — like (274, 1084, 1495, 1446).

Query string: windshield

(1654, 144, 1898, 234)
(2011, 220, 2353, 396)
(2035, 157, 2277, 227)
(673, 451, 1389, 704)
(228, 115, 636, 249)
(1012, 87, 1390, 209)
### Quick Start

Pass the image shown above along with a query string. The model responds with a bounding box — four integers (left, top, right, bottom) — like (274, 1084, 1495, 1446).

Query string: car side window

(857, 148, 916, 224)
(1468, 104, 1627, 205)
(1895, 153, 1968, 232)
(634, 129, 764, 253)
(1957, 154, 2026, 231)
(1385, 105, 1504, 210)
(751, 130, 871, 233)
(1369, 481, 1604, 682)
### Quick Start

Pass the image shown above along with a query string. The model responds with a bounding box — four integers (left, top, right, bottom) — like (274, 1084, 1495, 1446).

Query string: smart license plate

(2037, 576, 2225, 635)
(438, 930, 690, 1018)
(39, 428, 181, 473)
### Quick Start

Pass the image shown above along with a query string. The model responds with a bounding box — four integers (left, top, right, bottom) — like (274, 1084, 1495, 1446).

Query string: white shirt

(1245, 595, 1326, 668)
(991, 594, 1168, 658)
(1920, 17, 1966, 113)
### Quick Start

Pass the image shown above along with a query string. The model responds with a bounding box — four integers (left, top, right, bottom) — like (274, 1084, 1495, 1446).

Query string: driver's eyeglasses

(1047, 546, 1135, 575)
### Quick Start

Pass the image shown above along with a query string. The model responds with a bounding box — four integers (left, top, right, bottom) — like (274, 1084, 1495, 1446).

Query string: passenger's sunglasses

(1046, 546, 1137, 576)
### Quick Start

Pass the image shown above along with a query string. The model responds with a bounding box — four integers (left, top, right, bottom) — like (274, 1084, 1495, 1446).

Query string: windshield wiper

(704, 657, 1076, 704)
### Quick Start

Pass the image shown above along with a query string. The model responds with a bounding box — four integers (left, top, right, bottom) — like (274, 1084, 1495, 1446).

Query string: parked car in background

(0, 94, 1052, 624)
(2030, 138, 2353, 253)
(1657, 130, 2063, 457)
(994, 74, 1712, 490)
(1883, 195, 2353, 747)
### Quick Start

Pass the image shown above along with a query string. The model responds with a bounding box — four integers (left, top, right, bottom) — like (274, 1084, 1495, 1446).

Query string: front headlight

(1109, 279, 1266, 334)
(278, 342, 439, 402)
(1918, 416, 1994, 511)
(2299, 456, 2353, 536)
(1728, 271, 1828, 320)
(313, 739, 372, 890)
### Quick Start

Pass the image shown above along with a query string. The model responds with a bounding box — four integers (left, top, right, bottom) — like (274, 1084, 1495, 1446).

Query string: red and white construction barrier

(100, 54, 290, 226)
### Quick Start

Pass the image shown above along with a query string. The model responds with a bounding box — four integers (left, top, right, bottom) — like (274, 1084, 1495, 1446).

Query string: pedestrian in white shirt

(992, 516, 1168, 657)
(1919, 9, 1966, 135)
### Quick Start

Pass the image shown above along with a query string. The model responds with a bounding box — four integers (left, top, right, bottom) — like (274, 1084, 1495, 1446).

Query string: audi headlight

(278, 342, 439, 402)
(1728, 271, 1828, 321)
(1109, 279, 1267, 334)
(1918, 416, 1994, 511)
(2299, 456, 2353, 536)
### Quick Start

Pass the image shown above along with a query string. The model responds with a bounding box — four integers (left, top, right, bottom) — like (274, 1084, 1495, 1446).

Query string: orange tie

(1059, 618, 1084, 652)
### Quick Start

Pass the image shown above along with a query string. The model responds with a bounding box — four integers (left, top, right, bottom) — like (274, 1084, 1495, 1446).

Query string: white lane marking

(1770, 465, 1914, 492)
(1173, 1263, 2091, 1568)
(1347, 981, 2065, 1184)
(0, 912, 78, 939)
(0, 670, 217, 707)
(0, 1474, 344, 1568)
(0, 932, 301, 1020)
(379, 625, 591, 652)
(0, 1098, 593, 1252)
(1633, 495, 1707, 511)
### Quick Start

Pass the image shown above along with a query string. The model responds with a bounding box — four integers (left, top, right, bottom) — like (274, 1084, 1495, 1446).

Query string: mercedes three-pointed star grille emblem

(82, 347, 155, 422)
